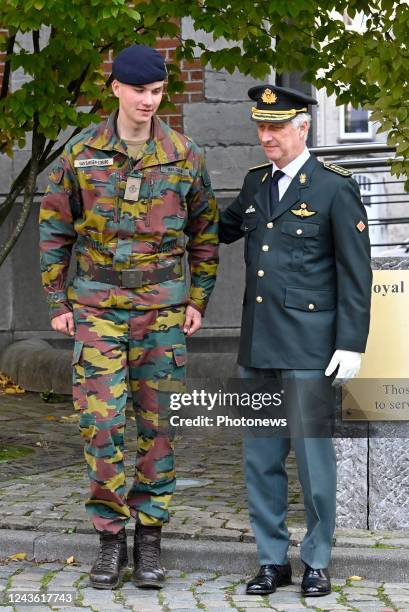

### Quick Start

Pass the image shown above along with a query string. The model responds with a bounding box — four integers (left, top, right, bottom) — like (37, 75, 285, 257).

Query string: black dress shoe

(246, 563, 292, 595)
(301, 565, 331, 597)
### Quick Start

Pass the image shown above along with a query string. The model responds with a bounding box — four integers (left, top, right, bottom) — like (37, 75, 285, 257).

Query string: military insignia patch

(299, 173, 307, 184)
(323, 162, 352, 177)
(245, 205, 256, 214)
(356, 220, 366, 232)
(261, 88, 277, 104)
(291, 203, 317, 217)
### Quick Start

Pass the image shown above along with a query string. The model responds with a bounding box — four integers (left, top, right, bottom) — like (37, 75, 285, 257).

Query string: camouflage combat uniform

(39, 112, 219, 533)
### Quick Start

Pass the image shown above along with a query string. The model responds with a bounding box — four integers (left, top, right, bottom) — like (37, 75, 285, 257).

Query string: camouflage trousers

(72, 303, 186, 533)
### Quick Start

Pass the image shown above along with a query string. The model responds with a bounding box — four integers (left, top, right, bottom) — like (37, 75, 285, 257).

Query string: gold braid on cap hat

(251, 107, 308, 121)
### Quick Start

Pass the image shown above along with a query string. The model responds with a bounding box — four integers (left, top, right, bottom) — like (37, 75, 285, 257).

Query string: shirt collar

(272, 148, 310, 179)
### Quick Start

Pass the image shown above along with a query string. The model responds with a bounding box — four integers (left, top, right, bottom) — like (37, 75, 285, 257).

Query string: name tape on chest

(160, 165, 190, 177)
(74, 158, 114, 168)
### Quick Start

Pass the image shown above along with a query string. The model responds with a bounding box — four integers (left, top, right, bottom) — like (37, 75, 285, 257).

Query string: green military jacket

(39, 112, 219, 319)
(219, 154, 372, 369)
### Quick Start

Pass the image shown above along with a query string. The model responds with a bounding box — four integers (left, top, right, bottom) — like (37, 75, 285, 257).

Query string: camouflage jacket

(39, 112, 219, 319)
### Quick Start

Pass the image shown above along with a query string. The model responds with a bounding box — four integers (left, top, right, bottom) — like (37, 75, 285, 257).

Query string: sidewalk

(0, 392, 409, 611)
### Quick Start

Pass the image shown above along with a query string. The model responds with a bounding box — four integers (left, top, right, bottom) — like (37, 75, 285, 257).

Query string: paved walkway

(0, 393, 408, 549)
(1, 560, 409, 611)
(1, 392, 409, 611)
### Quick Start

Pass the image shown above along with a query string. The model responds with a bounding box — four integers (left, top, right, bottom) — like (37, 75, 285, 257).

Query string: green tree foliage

(0, 0, 407, 263)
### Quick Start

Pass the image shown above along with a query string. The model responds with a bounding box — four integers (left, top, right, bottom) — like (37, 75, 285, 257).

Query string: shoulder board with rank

(323, 162, 352, 177)
(249, 162, 273, 172)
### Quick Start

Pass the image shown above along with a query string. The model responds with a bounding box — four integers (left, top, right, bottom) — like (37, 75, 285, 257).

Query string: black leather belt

(78, 262, 182, 288)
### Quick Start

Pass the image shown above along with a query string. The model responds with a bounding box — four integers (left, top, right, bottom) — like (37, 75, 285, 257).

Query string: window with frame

(339, 104, 372, 140)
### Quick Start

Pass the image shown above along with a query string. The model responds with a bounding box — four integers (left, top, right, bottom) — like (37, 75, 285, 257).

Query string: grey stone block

(203, 240, 245, 328)
(0, 529, 45, 560)
(0, 154, 13, 193)
(205, 146, 266, 191)
(0, 339, 72, 394)
(181, 17, 235, 54)
(205, 69, 261, 102)
(11, 204, 52, 332)
(368, 434, 409, 529)
(0, 231, 13, 334)
(184, 103, 257, 147)
(334, 438, 368, 529)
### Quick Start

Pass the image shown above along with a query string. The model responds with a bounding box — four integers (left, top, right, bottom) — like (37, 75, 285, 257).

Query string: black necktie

(270, 170, 285, 216)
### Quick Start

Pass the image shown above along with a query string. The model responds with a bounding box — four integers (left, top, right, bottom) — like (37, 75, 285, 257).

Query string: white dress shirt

(272, 148, 310, 200)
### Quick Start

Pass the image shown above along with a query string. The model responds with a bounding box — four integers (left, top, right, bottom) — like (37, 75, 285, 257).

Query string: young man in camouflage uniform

(39, 45, 219, 590)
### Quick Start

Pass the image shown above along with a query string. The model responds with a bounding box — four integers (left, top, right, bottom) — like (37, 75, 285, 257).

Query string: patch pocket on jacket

(284, 287, 336, 312)
(280, 221, 319, 238)
(280, 222, 319, 270)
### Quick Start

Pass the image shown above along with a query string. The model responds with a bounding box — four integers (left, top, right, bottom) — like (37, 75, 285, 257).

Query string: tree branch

(0, 118, 45, 266)
(0, 33, 16, 100)
(32, 30, 40, 54)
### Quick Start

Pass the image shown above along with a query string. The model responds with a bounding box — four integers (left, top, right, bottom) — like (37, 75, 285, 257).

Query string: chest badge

(291, 202, 317, 218)
(299, 173, 307, 184)
(245, 205, 256, 214)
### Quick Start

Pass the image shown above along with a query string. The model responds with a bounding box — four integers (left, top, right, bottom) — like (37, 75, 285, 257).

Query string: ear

(111, 80, 120, 99)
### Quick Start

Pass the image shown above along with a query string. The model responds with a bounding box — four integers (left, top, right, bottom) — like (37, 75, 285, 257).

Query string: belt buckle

(121, 269, 143, 288)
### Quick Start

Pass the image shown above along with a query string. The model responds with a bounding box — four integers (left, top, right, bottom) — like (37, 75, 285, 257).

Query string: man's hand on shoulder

(325, 349, 362, 385)
(183, 305, 202, 337)
(51, 312, 75, 336)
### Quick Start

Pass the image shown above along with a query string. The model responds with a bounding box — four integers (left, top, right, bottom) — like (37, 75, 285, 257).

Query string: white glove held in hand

(325, 350, 362, 383)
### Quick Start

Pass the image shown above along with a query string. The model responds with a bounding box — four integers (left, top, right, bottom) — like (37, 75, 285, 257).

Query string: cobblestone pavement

(1, 393, 408, 551)
(0, 560, 409, 612)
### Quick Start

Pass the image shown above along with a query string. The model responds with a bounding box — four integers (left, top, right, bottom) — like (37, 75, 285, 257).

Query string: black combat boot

(133, 524, 165, 588)
(89, 529, 128, 589)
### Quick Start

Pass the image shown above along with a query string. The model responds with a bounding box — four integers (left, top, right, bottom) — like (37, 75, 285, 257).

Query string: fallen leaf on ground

(9, 552, 27, 561)
(60, 414, 80, 423)
(349, 575, 363, 581)
(0, 372, 25, 394)
(66, 556, 75, 564)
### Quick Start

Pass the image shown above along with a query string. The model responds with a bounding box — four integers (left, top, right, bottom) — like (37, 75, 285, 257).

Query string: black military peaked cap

(248, 84, 317, 123)
(112, 44, 168, 85)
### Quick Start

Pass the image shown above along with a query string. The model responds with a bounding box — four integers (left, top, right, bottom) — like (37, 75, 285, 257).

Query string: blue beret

(112, 45, 167, 85)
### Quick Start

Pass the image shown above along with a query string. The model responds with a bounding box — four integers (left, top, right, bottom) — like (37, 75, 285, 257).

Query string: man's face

(256, 120, 308, 167)
(112, 80, 165, 126)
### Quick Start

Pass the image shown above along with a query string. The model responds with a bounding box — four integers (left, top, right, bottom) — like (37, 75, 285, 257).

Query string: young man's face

(256, 120, 308, 168)
(112, 80, 165, 126)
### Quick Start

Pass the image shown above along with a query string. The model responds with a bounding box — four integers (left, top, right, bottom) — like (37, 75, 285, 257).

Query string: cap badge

(356, 220, 366, 232)
(291, 203, 317, 217)
(299, 173, 307, 184)
(261, 88, 277, 104)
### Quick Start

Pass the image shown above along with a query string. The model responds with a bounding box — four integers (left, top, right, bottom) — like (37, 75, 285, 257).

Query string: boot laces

(138, 543, 160, 570)
(94, 539, 123, 571)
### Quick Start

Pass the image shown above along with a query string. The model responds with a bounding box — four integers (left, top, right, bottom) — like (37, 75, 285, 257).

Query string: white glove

(325, 350, 361, 384)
